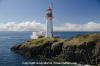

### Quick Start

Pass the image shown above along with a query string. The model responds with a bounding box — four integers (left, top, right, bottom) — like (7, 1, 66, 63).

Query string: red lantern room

(46, 7, 52, 19)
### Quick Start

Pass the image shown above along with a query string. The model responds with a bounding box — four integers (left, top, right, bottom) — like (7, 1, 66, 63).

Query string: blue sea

(0, 31, 99, 66)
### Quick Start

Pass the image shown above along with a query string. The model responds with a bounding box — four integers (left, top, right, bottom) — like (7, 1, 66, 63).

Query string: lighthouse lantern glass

(47, 10, 51, 14)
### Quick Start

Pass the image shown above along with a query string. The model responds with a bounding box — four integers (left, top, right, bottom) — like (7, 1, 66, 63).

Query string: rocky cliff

(11, 33, 100, 65)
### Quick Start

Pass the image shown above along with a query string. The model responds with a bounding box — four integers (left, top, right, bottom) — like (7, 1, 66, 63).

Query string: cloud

(54, 22, 100, 31)
(0, 21, 45, 31)
(0, 21, 100, 31)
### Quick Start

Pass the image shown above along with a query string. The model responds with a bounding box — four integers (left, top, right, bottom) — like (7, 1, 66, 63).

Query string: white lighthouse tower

(45, 6, 53, 38)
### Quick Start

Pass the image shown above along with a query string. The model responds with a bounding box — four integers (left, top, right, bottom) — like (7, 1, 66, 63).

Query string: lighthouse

(45, 6, 53, 38)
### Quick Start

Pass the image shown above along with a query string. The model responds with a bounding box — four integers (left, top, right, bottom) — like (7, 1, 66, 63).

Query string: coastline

(11, 33, 100, 65)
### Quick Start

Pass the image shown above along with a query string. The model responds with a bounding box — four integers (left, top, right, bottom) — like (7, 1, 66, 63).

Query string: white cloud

(0, 21, 45, 31)
(54, 22, 100, 31)
(0, 21, 100, 31)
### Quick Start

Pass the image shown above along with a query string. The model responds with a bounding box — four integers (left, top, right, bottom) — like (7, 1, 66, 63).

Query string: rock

(51, 42, 63, 57)
(11, 33, 100, 65)
(62, 41, 97, 64)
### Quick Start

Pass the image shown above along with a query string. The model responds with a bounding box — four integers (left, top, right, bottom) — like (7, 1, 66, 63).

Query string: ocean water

(0, 31, 99, 66)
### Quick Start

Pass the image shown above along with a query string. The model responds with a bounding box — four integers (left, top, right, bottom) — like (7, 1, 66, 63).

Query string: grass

(67, 33, 100, 45)
(22, 33, 100, 47)
(23, 37, 67, 48)
(25, 37, 55, 47)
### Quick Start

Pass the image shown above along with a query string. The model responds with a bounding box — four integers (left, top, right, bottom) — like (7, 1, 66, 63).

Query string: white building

(30, 31, 45, 39)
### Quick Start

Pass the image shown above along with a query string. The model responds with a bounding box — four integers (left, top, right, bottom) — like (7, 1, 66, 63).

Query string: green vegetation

(25, 38, 55, 47)
(67, 33, 100, 45)
(38, 36, 44, 38)
(21, 33, 100, 47)
(54, 36, 60, 39)
(23, 37, 67, 48)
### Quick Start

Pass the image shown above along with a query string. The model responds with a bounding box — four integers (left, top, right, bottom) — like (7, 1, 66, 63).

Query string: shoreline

(11, 33, 100, 65)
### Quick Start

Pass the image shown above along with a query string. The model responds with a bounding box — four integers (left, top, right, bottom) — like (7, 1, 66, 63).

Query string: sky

(0, 0, 100, 31)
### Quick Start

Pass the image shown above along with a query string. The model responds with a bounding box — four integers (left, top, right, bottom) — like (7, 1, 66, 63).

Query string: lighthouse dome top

(47, 7, 52, 10)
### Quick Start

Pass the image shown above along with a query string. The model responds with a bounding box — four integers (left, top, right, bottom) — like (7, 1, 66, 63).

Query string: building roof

(47, 7, 52, 10)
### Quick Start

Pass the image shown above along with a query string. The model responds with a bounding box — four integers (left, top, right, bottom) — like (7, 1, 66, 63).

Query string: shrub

(38, 36, 44, 38)
(54, 36, 60, 39)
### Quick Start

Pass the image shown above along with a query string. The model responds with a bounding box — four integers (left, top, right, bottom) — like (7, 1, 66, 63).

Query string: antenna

(49, 0, 53, 9)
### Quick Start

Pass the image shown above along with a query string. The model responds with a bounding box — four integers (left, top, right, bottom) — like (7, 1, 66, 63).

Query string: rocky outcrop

(11, 33, 100, 65)
(11, 38, 65, 58)
(62, 41, 97, 65)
